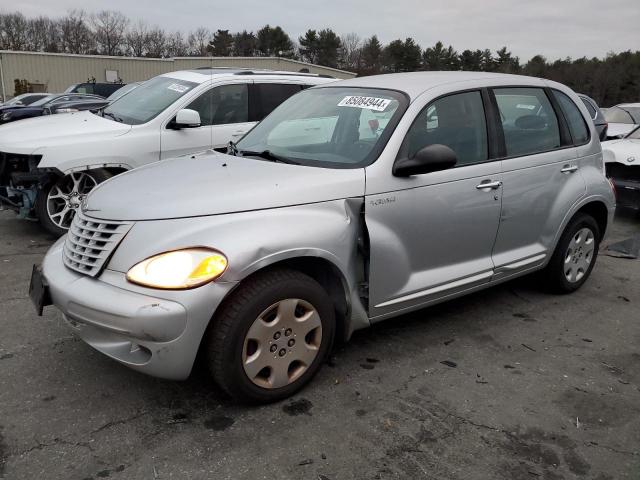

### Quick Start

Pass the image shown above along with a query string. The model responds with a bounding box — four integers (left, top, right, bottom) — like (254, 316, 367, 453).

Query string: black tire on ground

(207, 268, 336, 404)
(541, 213, 601, 294)
(35, 169, 112, 237)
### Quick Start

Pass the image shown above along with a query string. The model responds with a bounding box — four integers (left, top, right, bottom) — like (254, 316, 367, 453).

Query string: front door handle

(476, 180, 502, 190)
(561, 165, 578, 173)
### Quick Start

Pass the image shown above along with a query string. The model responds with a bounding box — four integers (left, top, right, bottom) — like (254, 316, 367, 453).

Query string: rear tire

(541, 213, 600, 294)
(207, 268, 335, 404)
(36, 169, 112, 237)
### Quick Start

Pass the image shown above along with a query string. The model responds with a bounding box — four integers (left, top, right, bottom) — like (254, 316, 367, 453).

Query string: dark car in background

(50, 83, 144, 114)
(578, 94, 608, 141)
(0, 93, 104, 124)
(1, 93, 50, 107)
(64, 82, 125, 98)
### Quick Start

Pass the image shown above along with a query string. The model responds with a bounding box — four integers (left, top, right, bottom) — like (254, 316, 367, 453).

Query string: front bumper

(612, 178, 640, 209)
(42, 238, 237, 380)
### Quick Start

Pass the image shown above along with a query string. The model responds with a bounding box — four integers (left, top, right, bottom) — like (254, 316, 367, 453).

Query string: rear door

(490, 87, 585, 279)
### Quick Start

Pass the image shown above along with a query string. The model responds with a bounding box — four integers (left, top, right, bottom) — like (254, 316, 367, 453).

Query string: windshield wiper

(102, 111, 122, 123)
(239, 149, 299, 165)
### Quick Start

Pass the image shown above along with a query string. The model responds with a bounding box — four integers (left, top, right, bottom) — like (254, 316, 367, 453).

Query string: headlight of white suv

(126, 248, 228, 289)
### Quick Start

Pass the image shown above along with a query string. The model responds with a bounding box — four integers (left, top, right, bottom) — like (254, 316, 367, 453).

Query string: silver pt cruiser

(32, 72, 615, 403)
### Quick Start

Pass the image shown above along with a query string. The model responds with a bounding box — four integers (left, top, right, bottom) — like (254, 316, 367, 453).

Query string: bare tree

(167, 31, 188, 57)
(340, 32, 362, 71)
(59, 9, 94, 54)
(188, 27, 211, 56)
(1, 12, 29, 50)
(126, 20, 149, 57)
(146, 27, 167, 57)
(92, 10, 128, 55)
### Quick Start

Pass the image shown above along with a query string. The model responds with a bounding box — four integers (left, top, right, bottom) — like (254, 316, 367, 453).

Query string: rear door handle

(476, 180, 502, 190)
(561, 165, 578, 173)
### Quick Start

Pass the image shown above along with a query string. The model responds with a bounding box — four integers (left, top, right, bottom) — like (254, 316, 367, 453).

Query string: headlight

(56, 108, 78, 113)
(1, 112, 12, 121)
(126, 248, 228, 289)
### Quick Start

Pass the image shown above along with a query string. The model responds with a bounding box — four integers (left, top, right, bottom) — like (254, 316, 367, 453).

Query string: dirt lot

(0, 208, 639, 480)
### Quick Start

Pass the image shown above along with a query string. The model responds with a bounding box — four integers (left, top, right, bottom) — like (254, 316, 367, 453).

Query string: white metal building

(0, 50, 356, 100)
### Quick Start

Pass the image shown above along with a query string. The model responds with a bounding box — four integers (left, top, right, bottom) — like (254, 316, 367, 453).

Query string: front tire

(542, 213, 600, 293)
(36, 169, 112, 237)
(207, 269, 335, 404)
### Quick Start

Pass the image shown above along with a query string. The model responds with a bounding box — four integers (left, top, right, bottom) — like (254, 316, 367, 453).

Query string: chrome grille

(63, 211, 133, 276)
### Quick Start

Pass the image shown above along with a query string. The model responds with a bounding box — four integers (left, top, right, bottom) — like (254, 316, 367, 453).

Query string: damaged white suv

(0, 69, 334, 235)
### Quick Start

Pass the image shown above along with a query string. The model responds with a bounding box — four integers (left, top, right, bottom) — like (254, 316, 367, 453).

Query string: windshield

(627, 126, 640, 140)
(605, 107, 635, 124)
(30, 95, 56, 107)
(236, 87, 407, 168)
(103, 76, 197, 125)
(106, 83, 140, 102)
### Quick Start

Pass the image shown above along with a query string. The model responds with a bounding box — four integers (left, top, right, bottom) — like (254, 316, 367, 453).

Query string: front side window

(554, 91, 590, 145)
(399, 91, 488, 166)
(494, 88, 561, 157)
(188, 84, 249, 126)
(103, 76, 198, 125)
(235, 87, 407, 168)
(255, 83, 303, 120)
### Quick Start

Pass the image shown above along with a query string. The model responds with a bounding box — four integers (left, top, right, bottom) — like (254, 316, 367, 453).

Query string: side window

(401, 91, 488, 166)
(554, 91, 590, 145)
(580, 97, 597, 120)
(494, 88, 561, 157)
(255, 83, 302, 120)
(186, 84, 249, 126)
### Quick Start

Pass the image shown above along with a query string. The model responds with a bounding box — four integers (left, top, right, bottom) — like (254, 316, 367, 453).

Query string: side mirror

(169, 109, 201, 129)
(393, 144, 457, 177)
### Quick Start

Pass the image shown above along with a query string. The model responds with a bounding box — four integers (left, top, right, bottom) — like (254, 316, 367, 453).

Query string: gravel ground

(0, 207, 639, 480)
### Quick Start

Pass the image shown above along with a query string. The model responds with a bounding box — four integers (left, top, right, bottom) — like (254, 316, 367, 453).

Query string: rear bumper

(42, 238, 237, 380)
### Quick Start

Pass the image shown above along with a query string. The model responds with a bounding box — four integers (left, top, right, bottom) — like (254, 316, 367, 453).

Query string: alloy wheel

(46, 172, 98, 230)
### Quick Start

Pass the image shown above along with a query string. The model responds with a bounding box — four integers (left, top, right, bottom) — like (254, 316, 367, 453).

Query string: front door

(366, 90, 503, 318)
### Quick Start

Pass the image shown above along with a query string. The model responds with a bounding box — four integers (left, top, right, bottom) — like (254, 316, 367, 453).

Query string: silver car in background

(33, 72, 615, 403)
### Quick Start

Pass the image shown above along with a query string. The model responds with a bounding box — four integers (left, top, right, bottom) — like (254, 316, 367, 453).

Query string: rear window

(493, 88, 561, 157)
(554, 91, 590, 145)
(604, 107, 634, 124)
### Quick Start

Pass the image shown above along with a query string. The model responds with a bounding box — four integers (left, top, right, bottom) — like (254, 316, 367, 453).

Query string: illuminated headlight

(126, 248, 228, 289)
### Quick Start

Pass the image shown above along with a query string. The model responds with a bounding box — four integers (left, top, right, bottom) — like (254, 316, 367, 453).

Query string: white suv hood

(0, 111, 131, 155)
(602, 139, 640, 165)
(84, 151, 365, 220)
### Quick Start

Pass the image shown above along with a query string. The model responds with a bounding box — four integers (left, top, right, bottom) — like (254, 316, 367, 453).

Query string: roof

(160, 68, 337, 85)
(329, 71, 548, 100)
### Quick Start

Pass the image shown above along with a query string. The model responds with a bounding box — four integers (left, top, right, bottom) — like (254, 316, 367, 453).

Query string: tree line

(1, 10, 638, 105)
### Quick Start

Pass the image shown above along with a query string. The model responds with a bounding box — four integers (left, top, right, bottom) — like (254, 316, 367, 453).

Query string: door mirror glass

(393, 144, 457, 177)
(171, 108, 201, 129)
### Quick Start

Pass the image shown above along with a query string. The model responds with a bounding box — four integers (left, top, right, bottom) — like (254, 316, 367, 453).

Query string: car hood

(0, 110, 131, 154)
(602, 139, 640, 165)
(84, 151, 365, 221)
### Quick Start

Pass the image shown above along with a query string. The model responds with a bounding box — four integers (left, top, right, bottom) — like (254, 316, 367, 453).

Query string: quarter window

(580, 97, 597, 120)
(400, 91, 488, 166)
(186, 84, 249, 126)
(494, 88, 561, 157)
(554, 91, 590, 145)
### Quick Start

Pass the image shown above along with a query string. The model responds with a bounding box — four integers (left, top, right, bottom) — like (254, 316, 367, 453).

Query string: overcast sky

(11, 0, 640, 61)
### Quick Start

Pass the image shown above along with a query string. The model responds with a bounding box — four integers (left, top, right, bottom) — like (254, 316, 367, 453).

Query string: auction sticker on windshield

(168, 83, 191, 93)
(338, 96, 391, 112)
